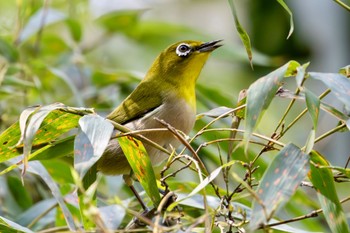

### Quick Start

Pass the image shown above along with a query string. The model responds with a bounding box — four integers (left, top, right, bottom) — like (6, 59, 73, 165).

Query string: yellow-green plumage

(97, 40, 221, 175)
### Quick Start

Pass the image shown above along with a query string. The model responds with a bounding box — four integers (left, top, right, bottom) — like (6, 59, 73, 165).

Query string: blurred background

(0, 0, 349, 231)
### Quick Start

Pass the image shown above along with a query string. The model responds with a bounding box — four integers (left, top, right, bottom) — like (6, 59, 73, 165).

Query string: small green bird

(97, 40, 222, 176)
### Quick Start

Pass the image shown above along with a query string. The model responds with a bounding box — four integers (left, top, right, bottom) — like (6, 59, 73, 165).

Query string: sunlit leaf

(248, 143, 309, 231)
(0, 107, 85, 163)
(308, 151, 350, 233)
(21, 103, 67, 174)
(339, 65, 350, 77)
(0, 216, 34, 233)
(0, 61, 8, 85)
(244, 61, 299, 145)
(74, 115, 113, 178)
(17, 8, 67, 44)
(118, 136, 161, 206)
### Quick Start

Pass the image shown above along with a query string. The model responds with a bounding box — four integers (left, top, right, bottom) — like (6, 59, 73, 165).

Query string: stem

(332, 0, 350, 11)
(314, 123, 346, 144)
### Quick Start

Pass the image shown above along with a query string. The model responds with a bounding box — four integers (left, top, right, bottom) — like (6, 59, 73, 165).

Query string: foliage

(1, 0, 350, 232)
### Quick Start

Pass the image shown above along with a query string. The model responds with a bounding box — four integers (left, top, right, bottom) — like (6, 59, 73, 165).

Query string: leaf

(169, 160, 244, 210)
(7, 176, 33, 209)
(21, 103, 67, 175)
(308, 151, 350, 233)
(65, 19, 82, 42)
(196, 106, 234, 120)
(339, 65, 350, 77)
(0, 106, 84, 163)
(49, 68, 84, 106)
(295, 62, 310, 87)
(304, 129, 315, 155)
(244, 61, 299, 145)
(305, 88, 320, 129)
(228, 0, 253, 66)
(309, 72, 350, 111)
(0, 60, 8, 85)
(276, 0, 294, 39)
(248, 143, 309, 231)
(99, 204, 127, 230)
(23, 161, 77, 232)
(17, 7, 67, 44)
(0, 216, 34, 233)
(74, 115, 113, 178)
(118, 136, 161, 206)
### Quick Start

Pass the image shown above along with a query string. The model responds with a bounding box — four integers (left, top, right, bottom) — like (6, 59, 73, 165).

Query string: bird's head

(146, 40, 222, 86)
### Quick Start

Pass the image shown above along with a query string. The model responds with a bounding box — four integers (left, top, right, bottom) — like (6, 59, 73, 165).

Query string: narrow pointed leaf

(118, 136, 161, 206)
(22, 103, 66, 174)
(248, 143, 309, 231)
(0, 216, 34, 233)
(196, 106, 234, 120)
(244, 61, 299, 144)
(74, 115, 113, 178)
(309, 72, 350, 110)
(295, 62, 309, 87)
(305, 88, 320, 129)
(24, 161, 77, 232)
(308, 151, 350, 233)
(276, 0, 294, 39)
(228, 0, 253, 65)
(0, 108, 81, 163)
(17, 8, 66, 43)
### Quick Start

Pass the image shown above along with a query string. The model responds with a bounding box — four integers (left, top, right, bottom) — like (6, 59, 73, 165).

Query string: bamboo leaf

(248, 143, 309, 231)
(118, 136, 161, 206)
(309, 151, 350, 233)
(74, 115, 113, 178)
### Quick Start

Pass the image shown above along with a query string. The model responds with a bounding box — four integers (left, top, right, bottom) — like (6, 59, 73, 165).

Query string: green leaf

(308, 151, 350, 233)
(309, 72, 350, 110)
(20, 103, 67, 174)
(304, 88, 320, 129)
(339, 65, 349, 77)
(0, 38, 19, 62)
(196, 106, 233, 120)
(17, 8, 67, 44)
(7, 176, 33, 210)
(0, 60, 8, 86)
(0, 107, 81, 163)
(25, 161, 77, 232)
(295, 62, 310, 87)
(0, 216, 34, 233)
(96, 11, 140, 33)
(65, 19, 82, 42)
(244, 61, 299, 144)
(228, 0, 253, 66)
(118, 136, 161, 206)
(248, 143, 309, 231)
(276, 0, 294, 39)
(49, 68, 84, 106)
(74, 115, 113, 178)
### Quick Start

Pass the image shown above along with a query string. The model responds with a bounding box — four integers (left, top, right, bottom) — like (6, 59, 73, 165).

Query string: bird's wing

(106, 81, 163, 124)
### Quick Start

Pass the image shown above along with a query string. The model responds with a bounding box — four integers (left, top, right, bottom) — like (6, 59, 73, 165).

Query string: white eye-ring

(176, 43, 191, 57)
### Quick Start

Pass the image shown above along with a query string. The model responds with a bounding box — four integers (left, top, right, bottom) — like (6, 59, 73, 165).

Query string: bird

(96, 40, 222, 207)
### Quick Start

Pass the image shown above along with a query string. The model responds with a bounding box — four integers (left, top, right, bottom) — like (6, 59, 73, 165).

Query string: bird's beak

(197, 40, 223, 53)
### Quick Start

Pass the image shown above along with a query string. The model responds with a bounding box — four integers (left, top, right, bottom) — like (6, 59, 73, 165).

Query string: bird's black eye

(176, 43, 191, 57)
